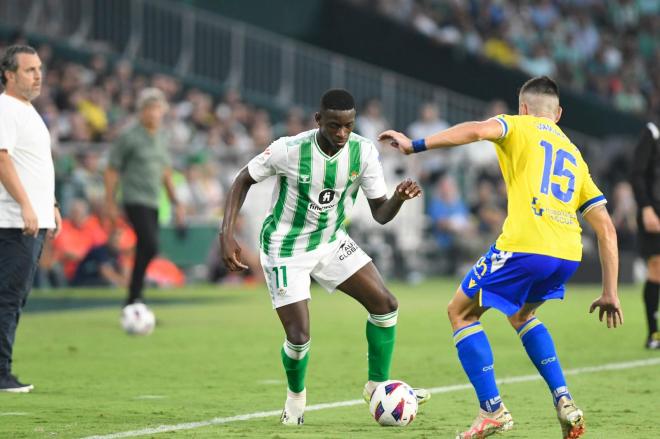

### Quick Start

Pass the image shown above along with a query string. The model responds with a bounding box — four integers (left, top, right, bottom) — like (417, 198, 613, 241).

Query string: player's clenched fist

(395, 178, 422, 201)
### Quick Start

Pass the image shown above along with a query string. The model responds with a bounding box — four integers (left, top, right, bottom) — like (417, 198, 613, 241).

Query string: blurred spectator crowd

(351, 0, 660, 120)
(0, 34, 644, 286)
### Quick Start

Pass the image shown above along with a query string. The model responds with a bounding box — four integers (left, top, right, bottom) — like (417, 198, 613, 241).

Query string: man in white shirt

(0, 45, 61, 393)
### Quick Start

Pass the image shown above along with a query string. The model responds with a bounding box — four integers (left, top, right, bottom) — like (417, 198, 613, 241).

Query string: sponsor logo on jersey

(531, 196, 544, 216)
(544, 207, 578, 225)
(308, 202, 336, 212)
(299, 174, 311, 183)
(338, 240, 359, 261)
(318, 189, 335, 205)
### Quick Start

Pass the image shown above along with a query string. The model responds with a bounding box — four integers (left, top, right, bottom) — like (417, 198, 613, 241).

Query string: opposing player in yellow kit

(379, 76, 623, 439)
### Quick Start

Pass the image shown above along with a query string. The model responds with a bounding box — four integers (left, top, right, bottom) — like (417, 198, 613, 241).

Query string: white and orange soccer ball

(369, 380, 418, 427)
(120, 303, 156, 336)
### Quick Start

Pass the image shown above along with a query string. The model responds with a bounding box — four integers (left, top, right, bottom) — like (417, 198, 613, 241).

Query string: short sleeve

(490, 114, 514, 146)
(247, 138, 286, 183)
(108, 132, 127, 170)
(578, 164, 607, 216)
(360, 143, 388, 199)
(0, 110, 17, 155)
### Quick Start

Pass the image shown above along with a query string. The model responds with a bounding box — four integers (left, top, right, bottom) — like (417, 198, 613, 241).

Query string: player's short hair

(320, 89, 355, 111)
(519, 76, 559, 98)
(0, 44, 37, 86)
(136, 87, 168, 111)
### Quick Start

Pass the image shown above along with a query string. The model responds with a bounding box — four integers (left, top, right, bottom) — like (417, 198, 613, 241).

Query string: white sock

(365, 380, 384, 396)
(285, 388, 306, 417)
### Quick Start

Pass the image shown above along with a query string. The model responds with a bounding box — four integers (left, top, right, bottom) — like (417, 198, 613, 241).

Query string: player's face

(316, 109, 356, 148)
(140, 101, 166, 129)
(9, 53, 42, 102)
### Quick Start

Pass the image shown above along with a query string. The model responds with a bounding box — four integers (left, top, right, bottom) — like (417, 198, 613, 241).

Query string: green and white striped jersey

(248, 129, 387, 258)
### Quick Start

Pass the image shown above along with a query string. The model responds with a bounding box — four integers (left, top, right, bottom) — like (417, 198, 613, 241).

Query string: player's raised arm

(367, 178, 422, 225)
(583, 204, 623, 328)
(378, 119, 504, 154)
(220, 167, 256, 271)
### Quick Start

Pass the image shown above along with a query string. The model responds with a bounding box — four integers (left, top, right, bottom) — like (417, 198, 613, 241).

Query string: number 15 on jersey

(538, 140, 576, 203)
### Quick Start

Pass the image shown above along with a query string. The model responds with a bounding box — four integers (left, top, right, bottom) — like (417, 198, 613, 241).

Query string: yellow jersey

(491, 114, 606, 261)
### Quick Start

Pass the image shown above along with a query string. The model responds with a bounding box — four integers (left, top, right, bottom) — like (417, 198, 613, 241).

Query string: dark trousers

(0, 229, 45, 377)
(124, 204, 159, 304)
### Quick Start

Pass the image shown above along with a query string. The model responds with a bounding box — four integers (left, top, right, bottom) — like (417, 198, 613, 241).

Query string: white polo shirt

(0, 93, 55, 228)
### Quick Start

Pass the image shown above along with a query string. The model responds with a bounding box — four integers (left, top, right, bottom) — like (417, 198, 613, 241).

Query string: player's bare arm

(378, 119, 503, 155)
(51, 204, 62, 238)
(583, 204, 623, 328)
(641, 205, 660, 233)
(162, 167, 185, 227)
(0, 149, 38, 236)
(220, 166, 257, 271)
(367, 178, 422, 225)
(103, 166, 120, 222)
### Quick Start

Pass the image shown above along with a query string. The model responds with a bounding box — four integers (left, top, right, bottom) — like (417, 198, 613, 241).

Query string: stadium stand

(0, 0, 652, 285)
(351, 0, 659, 120)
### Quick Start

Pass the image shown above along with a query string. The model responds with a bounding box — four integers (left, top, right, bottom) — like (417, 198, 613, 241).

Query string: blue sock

(518, 317, 571, 405)
(454, 322, 502, 412)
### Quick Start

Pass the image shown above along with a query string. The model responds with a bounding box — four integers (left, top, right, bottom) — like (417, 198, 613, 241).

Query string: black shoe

(0, 374, 34, 393)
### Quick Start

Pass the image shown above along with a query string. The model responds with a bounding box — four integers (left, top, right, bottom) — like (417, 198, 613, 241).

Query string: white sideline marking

(134, 395, 167, 400)
(82, 357, 660, 439)
(0, 412, 29, 416)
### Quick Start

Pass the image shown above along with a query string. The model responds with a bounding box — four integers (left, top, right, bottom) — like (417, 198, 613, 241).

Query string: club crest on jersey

(299, 174, 311, 184)
(349, 171, 359, 182)
(318, 189, 335, 205)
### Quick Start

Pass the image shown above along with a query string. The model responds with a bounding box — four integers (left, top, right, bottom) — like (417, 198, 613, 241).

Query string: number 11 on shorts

(272, 266, 288, 288)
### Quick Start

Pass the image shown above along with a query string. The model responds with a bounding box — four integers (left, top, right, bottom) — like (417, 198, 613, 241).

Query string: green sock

(281, 339, 310, 393)
(366, 310, 398, 382)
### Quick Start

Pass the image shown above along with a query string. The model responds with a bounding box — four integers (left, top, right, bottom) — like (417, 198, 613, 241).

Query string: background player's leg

(337, 262, 398, 384)
(124, 204, 159, 305)
(643, 256, 660, 348)
(276, 300, 310, 424)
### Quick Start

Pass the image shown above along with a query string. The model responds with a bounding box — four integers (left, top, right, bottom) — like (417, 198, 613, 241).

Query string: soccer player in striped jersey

(221, 89, 428, 425)
(380, 76, 623, 439)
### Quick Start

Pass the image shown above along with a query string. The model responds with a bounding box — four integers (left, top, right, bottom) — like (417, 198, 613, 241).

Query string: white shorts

(260, 234, 372, 308)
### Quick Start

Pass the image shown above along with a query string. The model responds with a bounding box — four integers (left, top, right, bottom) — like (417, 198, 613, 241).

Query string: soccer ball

(120, 303, 156, 335)
(369, 380, 418, 426)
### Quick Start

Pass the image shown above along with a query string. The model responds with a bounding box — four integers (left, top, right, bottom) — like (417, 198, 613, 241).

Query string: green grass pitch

(1, 279, 658, 438)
